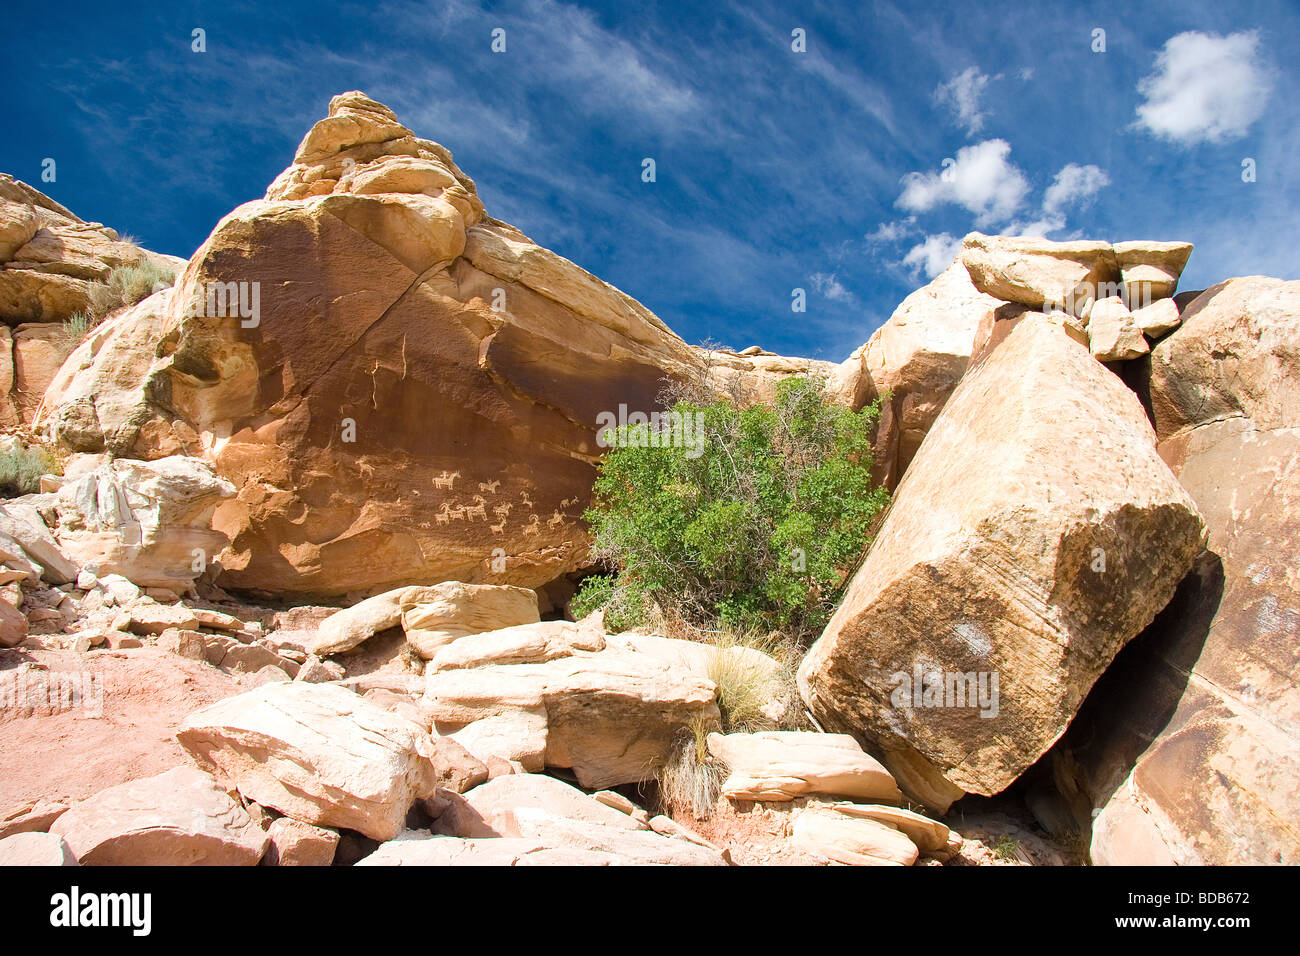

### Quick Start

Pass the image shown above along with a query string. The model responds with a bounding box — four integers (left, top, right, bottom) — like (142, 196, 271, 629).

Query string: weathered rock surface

(853, 260, 1003, 488)
(263, 817, 339, 866)
(400, 582, 541, 659)
(0, 173, 180, 326)
(792, 805, 919, 865)
(50, 765, 268, 865)
(356, 831, 619, 866)
(1089, 277, 1300, 865)
(798, 314, 1205, 811)
(50, 456, 235, 590)
(1086, 295, 1149, 361)
(176, 681, 441, 841)
(428, 618, 603, 671)
(0, 830, 78, 866)
(961, 232, 1120, 315)
(1113, 240, 1193, 302)
(707, 731, 902, 803)
(424, 645, 720, 789)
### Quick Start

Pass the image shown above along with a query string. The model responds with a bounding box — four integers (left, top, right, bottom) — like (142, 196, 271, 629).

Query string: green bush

(0, 442, 61, 497)
(575, 375, 889, 642)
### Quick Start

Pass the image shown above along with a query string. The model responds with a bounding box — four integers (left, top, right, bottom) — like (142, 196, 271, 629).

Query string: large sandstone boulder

(798, 314, 1205, 811)
(49, 765, 268, 865)
(423, 645, 721, 789)
(400, 581, 541, 659)
(50, 455, 235, 590)
(176, 681, 441, 841)
(37, 92, 824, 600)
(1089, 277, 1300, 865)
(853, 260, 1003, 489)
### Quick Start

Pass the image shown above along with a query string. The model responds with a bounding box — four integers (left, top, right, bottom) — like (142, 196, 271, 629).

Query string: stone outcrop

(0, 173, 181, 326)
(49, 765, 268, 865)
(798, 314, 1206, 811)
(176, 681, 441, 841)
(33, 92, 822, 600)
(1089, 277, 1300, 865)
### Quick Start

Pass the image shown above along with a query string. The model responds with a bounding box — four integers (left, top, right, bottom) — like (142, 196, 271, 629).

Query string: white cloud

(897, 139, 1029, 226)
(902, 233, 962, 279)
(934, 67, 991, 135)
(810, 272, 854, 302)
(1042, 162, 1110, 214)
(1134, 30, 1273, 145)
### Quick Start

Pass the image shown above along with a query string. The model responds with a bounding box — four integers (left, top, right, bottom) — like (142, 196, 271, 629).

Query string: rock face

(50, 456, 235, 590)
(852, 260, 1003, 489)
(50, 765, 268, 865)
(961, 233, 1120, 315)
(0, 173, 179, 326)
(38, 91, 817, 600)
(1090, 277, 1300, 865)
(798, 314, 1205, 811)
(176, 681, 441, 841)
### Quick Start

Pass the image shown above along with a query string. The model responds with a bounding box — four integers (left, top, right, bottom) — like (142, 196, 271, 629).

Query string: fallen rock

(0, 831, 78, 866)
(0, 503, 78, 584)
(1112, 240, 1193, 302)
(176, 681, 441, 841)
(51, 456, 235, 590)
(0, 799, 69, 839)
(0, 598, 27, 647)
(427, 618, 602, 671)
(424, 648, 720, 789)
(798, 314, 1205, 811)
(356, 831, 617, 866)
(263, 817, 339, 867)
(806, 800, 951, 852)
(400, 582, 541, 659)
(1131, 296, 1181, 338)
(1087, 295, 1149, 361)
(707, 731, 902, 803)
(50, 765, 268, 865)
(792, 805, 919, 865)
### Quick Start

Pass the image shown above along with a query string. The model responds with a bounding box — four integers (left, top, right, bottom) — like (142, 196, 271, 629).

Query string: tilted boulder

(1089, 277, 1300, 865)
(1112, 240, 1193, 302)
(792, 805, 919, 866)
(50, 765, 268, 866)
(400, 581, 541, 659)
(176, 681, 441, 841)
(798, 314, 1205, 811)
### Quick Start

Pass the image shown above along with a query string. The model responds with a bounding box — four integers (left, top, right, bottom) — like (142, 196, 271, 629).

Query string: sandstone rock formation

(36, 92, 828, 600)
(798, 314, 1206, 811)
(50, 456, 235, 590)
(0, 830, 77, 866)
(1089, 277, 1300, 865)
(177, 681, 441, 841)
(850, 260, 1003, 488)
(707, 730, 902, 803)
(50, 765, 268, 865)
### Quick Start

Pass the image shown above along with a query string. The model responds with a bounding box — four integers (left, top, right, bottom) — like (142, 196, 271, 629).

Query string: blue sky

(5, 0, 1297, 360)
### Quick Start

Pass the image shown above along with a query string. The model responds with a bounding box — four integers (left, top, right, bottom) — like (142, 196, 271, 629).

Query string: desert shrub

(655, 715, 726, 819)
(85, 259, 176, 322)
(574, 375, 889, 642)
(0, 441, 61, 496)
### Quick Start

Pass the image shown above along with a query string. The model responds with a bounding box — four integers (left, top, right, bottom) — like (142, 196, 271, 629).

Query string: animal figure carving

(434, 470, 461, 490)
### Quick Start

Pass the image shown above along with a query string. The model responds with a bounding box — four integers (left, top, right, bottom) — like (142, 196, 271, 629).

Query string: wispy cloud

(934, 67, 991, 135)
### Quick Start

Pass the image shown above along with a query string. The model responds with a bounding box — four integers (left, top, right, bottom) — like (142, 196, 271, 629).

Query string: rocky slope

(0, 91, 1295, 867)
